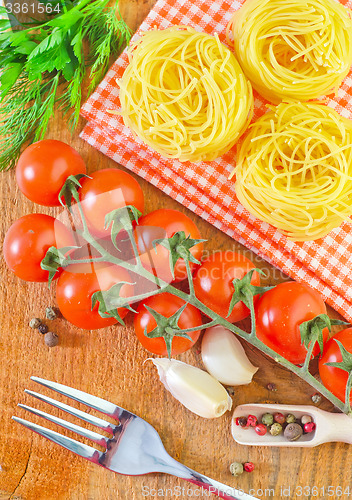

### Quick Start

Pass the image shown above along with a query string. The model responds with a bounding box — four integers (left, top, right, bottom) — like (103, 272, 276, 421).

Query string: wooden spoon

(232, 403, 352, 447)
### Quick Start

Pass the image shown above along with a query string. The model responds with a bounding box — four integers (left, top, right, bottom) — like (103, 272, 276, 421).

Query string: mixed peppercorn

(230, 461, 255, 477)
(29, 306, 59, 347)
(235, 412, 316, 441)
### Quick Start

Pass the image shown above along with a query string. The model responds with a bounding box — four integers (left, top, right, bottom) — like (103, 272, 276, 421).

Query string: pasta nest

(229, 0, 352, 103)
(234, 102, 352, 241)
(118, 26, 253, 162)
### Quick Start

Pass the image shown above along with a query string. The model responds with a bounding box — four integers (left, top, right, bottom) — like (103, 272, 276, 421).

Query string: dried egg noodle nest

(228, 0, 352, 103)
(117, 27, 253, 162)
(233, 102, 352, 241)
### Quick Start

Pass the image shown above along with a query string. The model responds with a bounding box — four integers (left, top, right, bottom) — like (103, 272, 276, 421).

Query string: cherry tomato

(79, 168, 144, 237)
(16, 140, 86, 206)
(255, 281, 328, 365)
(56, 262, 134, 330)
(319, 328, 352, 404)
(3, 214, 74, 282)
(193, 251, 260, 323)
(135, 209, 203, 283)
(134, 293, 202, 356)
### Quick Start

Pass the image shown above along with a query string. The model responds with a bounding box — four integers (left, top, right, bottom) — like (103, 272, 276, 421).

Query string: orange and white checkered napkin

(80, 0, 352, 321)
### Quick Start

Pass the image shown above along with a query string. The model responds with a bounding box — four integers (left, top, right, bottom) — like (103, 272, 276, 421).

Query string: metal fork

(13, 377, 258, 500)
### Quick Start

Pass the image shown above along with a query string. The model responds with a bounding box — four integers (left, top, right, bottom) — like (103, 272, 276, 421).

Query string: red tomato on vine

(255, 281, 328, 365)
(134, 293, 202, 356)
(193, 251, 260, 323)
(3, 214, 74, 282)
(56, 262, 134, 330)
(16, 140, 86, 206)
(319, 328, 352, 404)
(135, 209, 203, 283)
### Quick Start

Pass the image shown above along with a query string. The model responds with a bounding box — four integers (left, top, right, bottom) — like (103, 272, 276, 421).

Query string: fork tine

(24, 390, 116, 435)
(31, 377, 130, 420)
(12, 416, 103, 464)
(18, 404, 109, 447)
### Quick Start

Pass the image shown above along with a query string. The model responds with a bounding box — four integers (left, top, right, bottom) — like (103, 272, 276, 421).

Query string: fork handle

(164, 460, 259, 500)
(183, 471, 259, 500)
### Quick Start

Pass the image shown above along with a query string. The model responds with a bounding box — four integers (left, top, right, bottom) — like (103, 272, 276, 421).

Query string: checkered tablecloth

(80, 0, 352, 321)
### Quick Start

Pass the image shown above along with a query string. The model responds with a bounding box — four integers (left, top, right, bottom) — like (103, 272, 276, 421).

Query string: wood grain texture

(0, 1, 351, 499)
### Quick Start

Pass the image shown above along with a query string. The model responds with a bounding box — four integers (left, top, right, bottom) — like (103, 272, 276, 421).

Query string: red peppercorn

(255, 424, 267, 436)
(243, 462, 255, 473)
(304, 422, 316, 433)
(246, 415, 258, 427)
(274, 412, 286, 425)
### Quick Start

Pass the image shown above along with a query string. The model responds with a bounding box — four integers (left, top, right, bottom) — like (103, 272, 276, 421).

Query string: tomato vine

(42, 175, 352, 416)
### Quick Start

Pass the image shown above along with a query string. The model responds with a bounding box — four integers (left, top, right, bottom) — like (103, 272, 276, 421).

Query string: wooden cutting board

(1, 1, 352, 499)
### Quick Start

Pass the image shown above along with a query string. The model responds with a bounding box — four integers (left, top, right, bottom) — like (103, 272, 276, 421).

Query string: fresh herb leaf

(0, 0, 131, 170)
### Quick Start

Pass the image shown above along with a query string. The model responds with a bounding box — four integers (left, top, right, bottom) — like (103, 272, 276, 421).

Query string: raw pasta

(233, 102, 352, 241)
(117, 26, 253, 162)
(228, 0, 352, 103)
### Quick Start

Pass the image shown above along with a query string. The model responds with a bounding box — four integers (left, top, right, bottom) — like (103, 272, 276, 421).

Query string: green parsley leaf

(0, 0, 131, 170)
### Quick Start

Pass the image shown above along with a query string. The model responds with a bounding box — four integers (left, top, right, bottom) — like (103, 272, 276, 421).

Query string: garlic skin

(201, 326, 258, 386)
(150, 358, 232, 418)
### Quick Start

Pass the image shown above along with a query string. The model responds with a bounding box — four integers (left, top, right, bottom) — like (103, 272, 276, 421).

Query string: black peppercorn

(38, 323, 49, 334)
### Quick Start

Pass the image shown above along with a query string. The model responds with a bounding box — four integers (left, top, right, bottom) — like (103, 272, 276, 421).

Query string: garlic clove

(149, 358, 232, 419)
(201, 325, 258, 386)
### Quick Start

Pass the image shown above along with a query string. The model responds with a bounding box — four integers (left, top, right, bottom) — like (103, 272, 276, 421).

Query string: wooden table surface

(1, 1, 352, 499)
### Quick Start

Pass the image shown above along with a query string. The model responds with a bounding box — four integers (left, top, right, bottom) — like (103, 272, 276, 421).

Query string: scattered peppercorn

(227, 387, 235, 396)
(243, 462, 255, 473)
(230, 462, 244, 477)
(267, 383, 277, 392)
(261, 413, 274, 426)
(274, 412, 286, 425)
(301, 415, 312, 425)
(255, 424, 267, 436)
(246, 415, 258, 427)
(284, 423, 303, 441)
(45, 306, 58, 320)
(29, 318, 41, 329)
(303, 422, 316, 433)
(236, 416, 248, 427)
(38, 323, 49, 334)
(44, 331, 59, 347)
(311, 393, 322, 404)
(286, 414, 296, 424)
(270, 423, 283, 436)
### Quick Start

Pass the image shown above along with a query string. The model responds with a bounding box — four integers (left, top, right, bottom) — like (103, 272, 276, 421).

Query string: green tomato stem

(185, 259, 195, 298)
(301, 327, 319, 374)
(344, 370, 352, 414)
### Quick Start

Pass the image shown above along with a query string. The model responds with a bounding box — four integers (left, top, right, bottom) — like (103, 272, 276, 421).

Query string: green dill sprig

(0, 0, 131, 170)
